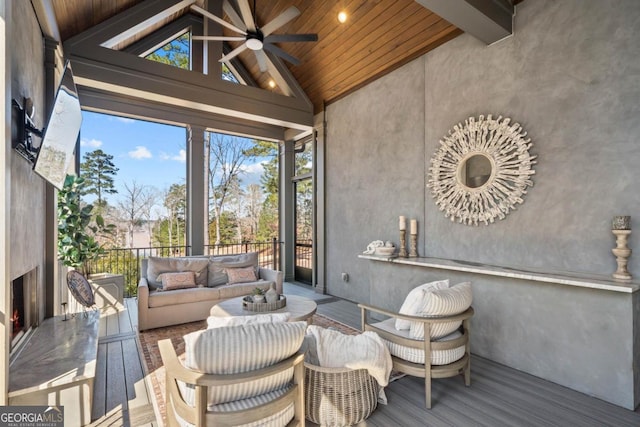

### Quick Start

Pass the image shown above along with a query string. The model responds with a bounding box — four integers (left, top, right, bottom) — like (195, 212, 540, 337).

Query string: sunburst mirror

(427, 115, 536, 226)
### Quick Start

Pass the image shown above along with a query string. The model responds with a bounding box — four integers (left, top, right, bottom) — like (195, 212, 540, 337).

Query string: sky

(79, 110, 268, 215)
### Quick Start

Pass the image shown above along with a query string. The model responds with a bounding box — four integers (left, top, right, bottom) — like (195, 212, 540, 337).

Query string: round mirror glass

(460, 154, 492, 189)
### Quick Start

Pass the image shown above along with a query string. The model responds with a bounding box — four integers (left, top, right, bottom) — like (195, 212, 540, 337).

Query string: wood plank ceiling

(51, 0, 463, 114)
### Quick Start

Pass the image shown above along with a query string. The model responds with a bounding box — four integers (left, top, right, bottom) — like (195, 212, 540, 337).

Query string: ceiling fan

(191, 0, 318, 73)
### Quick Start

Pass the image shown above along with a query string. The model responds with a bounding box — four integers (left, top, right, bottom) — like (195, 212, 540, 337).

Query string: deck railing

(88, 239, 281, 297)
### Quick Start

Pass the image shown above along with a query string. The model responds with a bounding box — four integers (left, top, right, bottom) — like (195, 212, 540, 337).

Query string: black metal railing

(87, 239, 281, 297)
(204, 238, 281, 270)
(295, 240, 313, 269)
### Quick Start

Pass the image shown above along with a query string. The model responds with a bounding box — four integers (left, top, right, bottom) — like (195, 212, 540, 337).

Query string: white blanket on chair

(306, 325, 392, 387)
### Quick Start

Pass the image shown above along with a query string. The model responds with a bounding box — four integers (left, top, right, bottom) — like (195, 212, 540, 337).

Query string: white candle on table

(410, 219, 417, 235)
(399, 216, 406, 230)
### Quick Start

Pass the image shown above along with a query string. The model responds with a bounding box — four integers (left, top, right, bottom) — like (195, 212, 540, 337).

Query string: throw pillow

(409, 282, 472, 339)
(159, 271, 197, 291)
(207, 252, 259, 287)
(207, 313, 290, 329)
(226, 266, 259, 284)
(146, 257, 209, 289)
(395, 279, 450, 330)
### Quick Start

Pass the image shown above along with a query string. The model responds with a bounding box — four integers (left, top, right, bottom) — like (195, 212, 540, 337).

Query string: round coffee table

(210, 295, 317, 323)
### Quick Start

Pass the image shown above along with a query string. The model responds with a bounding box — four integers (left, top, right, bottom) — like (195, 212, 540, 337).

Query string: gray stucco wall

(325, 0, 640, 409)
(10, 1, 46, 305)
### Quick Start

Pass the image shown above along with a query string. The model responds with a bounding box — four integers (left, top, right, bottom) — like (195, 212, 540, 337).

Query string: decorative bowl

(374, 246, 395, 256)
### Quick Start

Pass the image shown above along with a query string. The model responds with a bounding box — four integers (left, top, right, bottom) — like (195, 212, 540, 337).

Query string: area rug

(137, 314, 400, 426)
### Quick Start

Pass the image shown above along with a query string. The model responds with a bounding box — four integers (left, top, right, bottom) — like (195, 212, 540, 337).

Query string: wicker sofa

(137, 252, 283, 331)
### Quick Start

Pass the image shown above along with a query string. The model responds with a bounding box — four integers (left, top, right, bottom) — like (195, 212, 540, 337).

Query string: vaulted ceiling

(47, 0, 517, 116)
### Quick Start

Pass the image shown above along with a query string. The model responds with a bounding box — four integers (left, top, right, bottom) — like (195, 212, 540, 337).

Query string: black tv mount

(12, 97, 44, 163)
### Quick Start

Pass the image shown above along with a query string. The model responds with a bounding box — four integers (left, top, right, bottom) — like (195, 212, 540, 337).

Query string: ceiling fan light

(246, 37, 263, 50)
(338, 11, 348, 23)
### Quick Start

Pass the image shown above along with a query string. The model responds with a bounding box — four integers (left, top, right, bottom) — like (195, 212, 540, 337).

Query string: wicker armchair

(359, 303, 474, 409)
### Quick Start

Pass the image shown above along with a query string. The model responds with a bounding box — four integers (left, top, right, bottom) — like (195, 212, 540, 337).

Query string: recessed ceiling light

(338, 11, 348, 24)
(268, 79, 276, 88)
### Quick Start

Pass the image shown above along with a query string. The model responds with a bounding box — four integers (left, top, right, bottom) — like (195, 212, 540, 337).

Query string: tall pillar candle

(410, 219, 417, 235)
(399, 216, 406, 230)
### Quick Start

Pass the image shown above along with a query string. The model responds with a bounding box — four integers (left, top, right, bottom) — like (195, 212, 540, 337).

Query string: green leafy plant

(58, 175, 115, 277)
(252, 287, 265, 296)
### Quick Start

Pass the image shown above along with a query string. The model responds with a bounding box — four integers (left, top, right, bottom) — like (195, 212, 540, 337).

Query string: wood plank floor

(90, 282, 640, 426)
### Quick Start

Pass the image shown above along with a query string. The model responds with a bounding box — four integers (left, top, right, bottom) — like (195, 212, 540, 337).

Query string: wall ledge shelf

(358, 254, 640, 293)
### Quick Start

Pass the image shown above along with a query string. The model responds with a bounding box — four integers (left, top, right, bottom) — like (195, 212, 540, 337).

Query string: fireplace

(10, 269, 38, 352)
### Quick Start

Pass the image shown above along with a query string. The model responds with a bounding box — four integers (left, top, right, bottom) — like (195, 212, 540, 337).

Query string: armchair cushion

(206, 313, 290, 329)
(395, 279, 449, 330)
(374, 318, 466, 365)
(182, 321, 306, 406)
(409, 282, 472, 339)
(146, 257, 208, 290)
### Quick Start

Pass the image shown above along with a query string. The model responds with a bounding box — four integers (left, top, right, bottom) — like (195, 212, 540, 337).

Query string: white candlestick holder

(612, 229, 632, 281)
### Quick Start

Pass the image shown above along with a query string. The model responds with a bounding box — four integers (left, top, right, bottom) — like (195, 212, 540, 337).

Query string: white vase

(253, 294, 265, 303)
(265, 283, 278, 303)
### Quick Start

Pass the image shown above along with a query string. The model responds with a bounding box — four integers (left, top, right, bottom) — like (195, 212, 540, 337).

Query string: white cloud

(240, 161, 266, 186)
(129, 146, 152, 159)
(159, 149, 186, 162)
(115, 116, 135, 124)
(80, 138, 103, 148)
(242, 161, 265, 175)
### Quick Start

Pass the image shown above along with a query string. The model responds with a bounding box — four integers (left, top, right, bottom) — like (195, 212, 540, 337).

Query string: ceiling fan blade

(222, 0, 245, 30)
(191, 5, 246, 35)
(263, 43, 301, 66)
(254, 49, 269, 73)
(265, 34, 318, 43)
(220, 43, 248, 63)
(193, 36, 246, 42)
(261, 6, 300, 36)
(236, 0, 256, 32)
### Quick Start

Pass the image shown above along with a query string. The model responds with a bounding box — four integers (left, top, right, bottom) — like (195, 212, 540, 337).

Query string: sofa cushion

(147, 257, 209, 290)
(395, 279, 450, 330)
(207, 252, 259, 287)
(148, 286, 221, 308)
(159, 271, 197, 291)
(182, 321, 306, 406)
(216, 281, 272, 299)
(226, 266, 259, 284)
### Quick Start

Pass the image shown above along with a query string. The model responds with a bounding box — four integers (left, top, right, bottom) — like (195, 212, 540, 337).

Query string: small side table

(89, 273, 125, 310)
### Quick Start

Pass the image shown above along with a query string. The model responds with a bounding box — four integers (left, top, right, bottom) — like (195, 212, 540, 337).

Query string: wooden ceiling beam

(414, 0, 514, 45)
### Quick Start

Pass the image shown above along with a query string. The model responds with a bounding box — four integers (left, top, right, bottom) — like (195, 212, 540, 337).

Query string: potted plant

(252, 287, 265, 303)
(58, 174, 115, 276)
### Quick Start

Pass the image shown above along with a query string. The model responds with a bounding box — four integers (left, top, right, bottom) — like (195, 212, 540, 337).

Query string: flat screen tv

(32, 61, 82, 190)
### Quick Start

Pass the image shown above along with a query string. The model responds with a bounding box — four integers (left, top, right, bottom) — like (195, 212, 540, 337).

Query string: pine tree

(80, 149, 119, 207)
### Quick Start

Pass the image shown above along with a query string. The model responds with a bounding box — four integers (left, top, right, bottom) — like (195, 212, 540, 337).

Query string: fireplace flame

(10, 309, 21, 333)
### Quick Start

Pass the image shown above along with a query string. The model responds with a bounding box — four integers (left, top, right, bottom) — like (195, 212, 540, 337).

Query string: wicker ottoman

(304, 362, 379, 426)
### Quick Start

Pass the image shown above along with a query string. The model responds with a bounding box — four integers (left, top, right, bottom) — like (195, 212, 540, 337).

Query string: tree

(208, 133, 256, 245)
(146, 32, 190, 70)
(117, 180, 156, 248)
(80, 149, 119, 208)
(254, 141, 279, 241)
(164, 183, 187, 249)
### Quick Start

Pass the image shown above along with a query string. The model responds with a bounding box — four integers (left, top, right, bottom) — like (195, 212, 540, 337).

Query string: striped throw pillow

(395, 279, 450, 330)
(409, 282, 472, 339)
